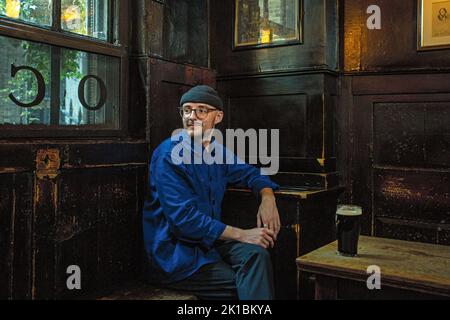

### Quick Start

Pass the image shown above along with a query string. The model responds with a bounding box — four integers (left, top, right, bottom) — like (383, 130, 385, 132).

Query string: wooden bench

(97, 282, 197, 300)
(297, 236, 450, 299)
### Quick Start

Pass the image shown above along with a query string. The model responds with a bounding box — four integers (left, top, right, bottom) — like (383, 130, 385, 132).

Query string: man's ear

(214, 111, 224, 125)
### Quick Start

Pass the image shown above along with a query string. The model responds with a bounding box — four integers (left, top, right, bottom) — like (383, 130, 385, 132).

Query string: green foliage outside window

(0, 1, 87, 123)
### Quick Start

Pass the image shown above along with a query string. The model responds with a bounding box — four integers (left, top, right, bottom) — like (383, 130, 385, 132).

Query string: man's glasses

(179, 106, 218, 120)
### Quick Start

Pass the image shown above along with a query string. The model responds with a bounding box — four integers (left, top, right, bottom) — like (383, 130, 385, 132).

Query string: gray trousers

(164, 240, 275, 300)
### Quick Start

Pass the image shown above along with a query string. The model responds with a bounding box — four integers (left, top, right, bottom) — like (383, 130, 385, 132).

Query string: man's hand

(220, 226, 276, 249)
(239, 228, 276, 248)
(257, 188, 281, 240)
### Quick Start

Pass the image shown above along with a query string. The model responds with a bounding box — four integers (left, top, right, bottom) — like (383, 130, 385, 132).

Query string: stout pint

(336, 205, 362, 256)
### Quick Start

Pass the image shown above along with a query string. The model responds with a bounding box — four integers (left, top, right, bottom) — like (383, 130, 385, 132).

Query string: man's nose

(188, 110, 198, 120)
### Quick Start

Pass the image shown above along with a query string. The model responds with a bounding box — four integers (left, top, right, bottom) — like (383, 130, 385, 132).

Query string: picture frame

(418, 0, 450, 50)
(233, 0, 303, 50)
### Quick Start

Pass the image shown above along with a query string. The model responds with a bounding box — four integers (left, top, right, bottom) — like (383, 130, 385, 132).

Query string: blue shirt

(142, 130, 279, 283)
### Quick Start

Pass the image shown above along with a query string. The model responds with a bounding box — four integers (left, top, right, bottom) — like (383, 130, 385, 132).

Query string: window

(0, 0, 128, 136)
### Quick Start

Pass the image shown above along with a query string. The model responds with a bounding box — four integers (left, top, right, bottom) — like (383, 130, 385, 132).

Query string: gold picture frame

(233, 0, 303, 50)
(418, 0, 450, 50)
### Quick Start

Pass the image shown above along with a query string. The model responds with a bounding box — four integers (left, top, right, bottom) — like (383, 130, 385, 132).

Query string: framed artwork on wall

(418, 0, 450, 50)
(233, 0, 303, 50)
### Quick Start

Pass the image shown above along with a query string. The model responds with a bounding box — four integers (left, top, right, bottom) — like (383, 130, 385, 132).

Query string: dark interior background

(1, 0, 449, 299)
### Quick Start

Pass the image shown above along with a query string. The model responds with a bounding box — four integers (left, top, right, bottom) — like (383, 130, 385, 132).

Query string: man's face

(180, 102, 224, 139)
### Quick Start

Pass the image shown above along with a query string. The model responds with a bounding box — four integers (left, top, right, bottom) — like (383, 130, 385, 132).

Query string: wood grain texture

(210, 0, 339, 76)
(347, 75, 450, 240)
(297, 236, 450, 296)
(344, 0, 450, 72)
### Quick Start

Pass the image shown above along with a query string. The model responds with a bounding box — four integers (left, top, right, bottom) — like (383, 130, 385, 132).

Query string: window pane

(61, 0, 109, 41)
(0, 35, 120, 128)
(0, 0, 52, 26)
(60, 48, 120, 127)
(0, 36, 51, 125)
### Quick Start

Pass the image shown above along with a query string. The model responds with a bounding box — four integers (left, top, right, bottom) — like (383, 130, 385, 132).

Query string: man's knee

(240, 244, 272, 266)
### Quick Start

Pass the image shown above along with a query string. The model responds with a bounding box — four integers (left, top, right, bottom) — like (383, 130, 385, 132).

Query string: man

(143, 85, 280, 300)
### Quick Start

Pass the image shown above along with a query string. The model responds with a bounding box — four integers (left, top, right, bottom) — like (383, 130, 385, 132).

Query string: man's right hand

(220, 226, 276, 249)
(239, 228, 276, 249)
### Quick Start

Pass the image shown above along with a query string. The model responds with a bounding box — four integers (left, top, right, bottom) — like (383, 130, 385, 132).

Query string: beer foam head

(336, 205, 362, 216)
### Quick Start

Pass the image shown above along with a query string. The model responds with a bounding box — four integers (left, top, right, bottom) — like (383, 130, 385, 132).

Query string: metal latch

(36, 149, 61, 179)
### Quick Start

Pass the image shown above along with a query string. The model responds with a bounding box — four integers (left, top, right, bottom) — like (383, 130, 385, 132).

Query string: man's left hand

(257, 188, 281, 241)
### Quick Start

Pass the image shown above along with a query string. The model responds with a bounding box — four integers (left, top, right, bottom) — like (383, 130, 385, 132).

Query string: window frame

(0, 0, 129, 138)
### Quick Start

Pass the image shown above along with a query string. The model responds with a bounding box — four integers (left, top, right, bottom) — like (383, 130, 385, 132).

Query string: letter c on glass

(9, 64, 46, 108)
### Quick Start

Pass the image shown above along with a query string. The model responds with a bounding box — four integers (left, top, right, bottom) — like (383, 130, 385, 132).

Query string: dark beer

(336, 205, 362, 256)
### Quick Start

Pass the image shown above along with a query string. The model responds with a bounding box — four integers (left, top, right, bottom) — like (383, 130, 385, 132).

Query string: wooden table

(297, 236, 450, 299)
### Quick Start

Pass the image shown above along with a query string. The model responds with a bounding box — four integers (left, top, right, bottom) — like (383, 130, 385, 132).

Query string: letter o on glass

(78, 75, 107, 111)
(9, 64, 46, 108)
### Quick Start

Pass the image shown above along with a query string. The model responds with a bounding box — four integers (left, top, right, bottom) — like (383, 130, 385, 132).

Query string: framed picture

(233, 0, 303, 50)
(418, 0, 450, 50)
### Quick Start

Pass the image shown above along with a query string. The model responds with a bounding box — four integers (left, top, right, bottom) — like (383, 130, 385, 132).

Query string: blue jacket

(142, 130, 279, 283)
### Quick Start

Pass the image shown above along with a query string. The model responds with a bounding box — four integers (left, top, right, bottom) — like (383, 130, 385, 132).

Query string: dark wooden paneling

(131, 0, 164, 56)
(131, 0, 208, 67)
(374, 169, 450, 223)
(272, 172, 339, 189)
(374, 102, 450, 168)
(344, 0, 450, 72)
(336, 76, 352, 204)
(149, 79, 188, 151)
(11, 173, 33, 299)
(96, 167, 142, 293)
(349, 75, 450, 243)
(229, 94, 308, 158)
(0, 142, 148, 170)
(276, 157, 337, 173)
(375, 218, 439, 244)
(163, 0, 208, 67)
(439, 229, 450, 246)
(374, 103, 427, 167)
(129, 58, 148, 140)
(0, 173, 33, 300)
(63, 142, 148, 167)
(352, 74, 450, 95)
(211, 0, 338, 76)
(307, 94, 325, 158)
(55, 169, 99, 299)
(219, 73, 338, 177)
(0, 174, 13, 299)
(0, 140, 147, 299)
(0, 145, 35, 169)
(53, 166, 145, 299)
(33, 176, 58, 299)
(426, 103, 450, 167)
(325, 94, 337, 159)
(219, 72, 335, 96)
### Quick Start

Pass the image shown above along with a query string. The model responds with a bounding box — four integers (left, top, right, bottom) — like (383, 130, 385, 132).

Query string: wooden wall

(211, 0, 340, 188)
(341, 0, 450, 244)
(0, 142, 147, 299)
